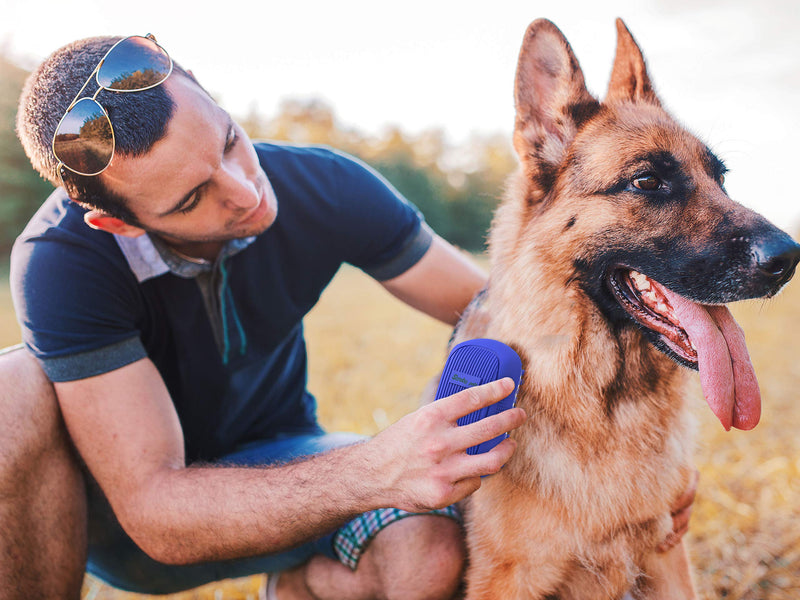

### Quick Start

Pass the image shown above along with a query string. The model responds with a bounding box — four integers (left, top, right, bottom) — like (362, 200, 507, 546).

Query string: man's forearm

(59, 355, 525, 567)
(382, 235, 487, 325)
(120, 440, 380, 565)
(113, 379, 526, 566)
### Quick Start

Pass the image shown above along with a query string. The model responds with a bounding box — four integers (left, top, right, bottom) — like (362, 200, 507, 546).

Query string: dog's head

(507, 19, 800, 430)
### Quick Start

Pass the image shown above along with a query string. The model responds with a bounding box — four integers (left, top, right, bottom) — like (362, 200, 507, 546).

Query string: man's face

(99, 74, 278, 257)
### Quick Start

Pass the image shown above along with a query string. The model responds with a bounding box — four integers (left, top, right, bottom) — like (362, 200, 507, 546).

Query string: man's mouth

(239, 193, 267, 226)
(607, 267, 761, 431)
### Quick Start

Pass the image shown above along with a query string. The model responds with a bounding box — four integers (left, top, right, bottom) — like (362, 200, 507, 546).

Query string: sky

(3, 0, 799, 230)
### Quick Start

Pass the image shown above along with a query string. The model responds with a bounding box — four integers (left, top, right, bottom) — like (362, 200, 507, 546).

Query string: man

(4, 33, 524, 600)
(2, 34, 692, 599)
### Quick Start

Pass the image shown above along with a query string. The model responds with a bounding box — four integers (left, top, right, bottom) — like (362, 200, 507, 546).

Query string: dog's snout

(752, 235, 800, 286)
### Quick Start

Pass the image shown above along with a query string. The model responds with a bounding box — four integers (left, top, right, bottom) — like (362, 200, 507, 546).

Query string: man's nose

(219, 168, 259, 210)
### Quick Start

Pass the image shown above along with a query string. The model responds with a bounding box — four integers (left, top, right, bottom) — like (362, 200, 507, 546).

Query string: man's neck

(154, 236, 224, 263)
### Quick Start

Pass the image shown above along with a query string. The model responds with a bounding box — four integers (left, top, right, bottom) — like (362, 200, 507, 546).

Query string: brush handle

(434, 338, 522, 455)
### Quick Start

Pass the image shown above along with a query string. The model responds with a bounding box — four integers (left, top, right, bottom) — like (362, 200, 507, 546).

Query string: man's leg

(280, 514, 465, 600)
(0, 347, 87, 600)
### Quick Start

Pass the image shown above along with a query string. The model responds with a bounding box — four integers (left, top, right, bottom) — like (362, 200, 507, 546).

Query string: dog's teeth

(656, 302, 669, 313)
(630, 271, 652, 292)
(690, 340, 698, 352)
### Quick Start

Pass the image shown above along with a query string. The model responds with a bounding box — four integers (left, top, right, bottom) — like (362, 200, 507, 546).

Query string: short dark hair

(16, 35, 191, 224)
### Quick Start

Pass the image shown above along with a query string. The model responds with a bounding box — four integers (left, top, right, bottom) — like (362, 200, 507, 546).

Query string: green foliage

(0, 55, 54, 258)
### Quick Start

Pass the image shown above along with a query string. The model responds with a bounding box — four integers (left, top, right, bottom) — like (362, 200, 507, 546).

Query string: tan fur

(447, 19, 714, 599)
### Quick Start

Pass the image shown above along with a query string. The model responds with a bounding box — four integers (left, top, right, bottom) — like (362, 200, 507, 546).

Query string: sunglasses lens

(97, 35, 172, 91)
(53, 98, 113, 175)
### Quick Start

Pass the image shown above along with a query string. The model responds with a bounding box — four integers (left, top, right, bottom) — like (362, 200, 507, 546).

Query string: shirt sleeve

(10, 221, 147, 382)
(329, 150, 433, 280)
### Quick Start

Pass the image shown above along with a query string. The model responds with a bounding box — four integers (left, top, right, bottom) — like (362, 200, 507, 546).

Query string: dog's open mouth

(609, 269, 698, 365)
(608, 268, 761, 431)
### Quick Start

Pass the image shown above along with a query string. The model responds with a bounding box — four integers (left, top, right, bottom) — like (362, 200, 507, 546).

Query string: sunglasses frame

(53, 33, 173, 178)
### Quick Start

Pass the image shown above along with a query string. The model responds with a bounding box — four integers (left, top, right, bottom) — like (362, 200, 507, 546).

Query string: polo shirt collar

(114, 233, 256, 283)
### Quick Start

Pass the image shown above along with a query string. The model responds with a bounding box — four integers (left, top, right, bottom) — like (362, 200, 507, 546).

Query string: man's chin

(231, 208, 277, 239)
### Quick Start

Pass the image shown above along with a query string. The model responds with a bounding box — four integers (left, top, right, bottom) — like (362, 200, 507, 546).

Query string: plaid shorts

(332, 505, 462, 570)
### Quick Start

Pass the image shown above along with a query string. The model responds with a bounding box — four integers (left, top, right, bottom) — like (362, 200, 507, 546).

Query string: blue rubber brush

(434, 338, 522, 455)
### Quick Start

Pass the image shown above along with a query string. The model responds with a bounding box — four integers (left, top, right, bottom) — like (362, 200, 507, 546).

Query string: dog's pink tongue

(659, 289, 761, 431)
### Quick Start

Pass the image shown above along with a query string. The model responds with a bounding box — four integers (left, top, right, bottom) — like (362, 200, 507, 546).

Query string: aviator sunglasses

(52, 34, 173, 178)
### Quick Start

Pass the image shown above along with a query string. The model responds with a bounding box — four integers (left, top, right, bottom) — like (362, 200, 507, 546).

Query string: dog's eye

(632, 174, 663, 191)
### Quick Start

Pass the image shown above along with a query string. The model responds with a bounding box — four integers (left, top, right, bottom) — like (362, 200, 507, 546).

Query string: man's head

(17, 35, 277, 256)
(16, 35, 186, 224)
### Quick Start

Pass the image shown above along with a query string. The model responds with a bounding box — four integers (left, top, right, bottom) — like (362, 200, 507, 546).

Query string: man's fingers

(435, 439, 517, 506)
(657, 469, 699, 554)
(656, 519, 689, 553)
(447, 477, 482, 506)
(453, 407, 526, 453)
(671, 505, 691, 535)
(671, 469, 699, 515)
(449, 437, 518, 480)
(435, 378, 516, 423)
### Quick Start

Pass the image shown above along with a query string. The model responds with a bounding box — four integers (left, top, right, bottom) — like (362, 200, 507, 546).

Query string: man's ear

(84, 210, 146, 238)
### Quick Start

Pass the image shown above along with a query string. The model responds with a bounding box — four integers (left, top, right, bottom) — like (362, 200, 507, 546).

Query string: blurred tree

(444, 134, 517, 250)
(363, 128, 451, 241)
(244, 100, 518, 252)
(0, 53, 53, 258)
(258, 98, 364, 152)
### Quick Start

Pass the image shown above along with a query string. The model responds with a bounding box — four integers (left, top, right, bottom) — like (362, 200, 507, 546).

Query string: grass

(0, 267, 21, 349)
(2, 262, 799, 599)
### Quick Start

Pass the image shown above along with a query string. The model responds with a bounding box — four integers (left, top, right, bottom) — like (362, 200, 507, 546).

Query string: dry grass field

(1, 260, 799, 599)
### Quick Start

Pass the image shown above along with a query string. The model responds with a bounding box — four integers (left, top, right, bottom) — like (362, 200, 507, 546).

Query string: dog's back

(454, 19, 800, 599)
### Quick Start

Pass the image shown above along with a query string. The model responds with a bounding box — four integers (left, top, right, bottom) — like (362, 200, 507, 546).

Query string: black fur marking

(704, 146, 728, 183)
(567, 100, 602, 129)
(603, 335, 663, 417)
(565, 216, 577, 231)
(533, 163, 559, 194)
(600, 150, 692, 204)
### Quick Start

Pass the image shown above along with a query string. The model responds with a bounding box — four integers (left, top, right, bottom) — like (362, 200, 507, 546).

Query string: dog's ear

(513, 19, 599, 186)
(606, 18, 661, 106)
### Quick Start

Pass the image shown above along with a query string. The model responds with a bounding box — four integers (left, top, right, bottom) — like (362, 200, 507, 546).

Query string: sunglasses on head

(52, 34, 173, 178)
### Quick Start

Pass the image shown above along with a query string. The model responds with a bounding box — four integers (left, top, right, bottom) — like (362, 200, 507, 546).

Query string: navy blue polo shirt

(11, 142, 432, 461)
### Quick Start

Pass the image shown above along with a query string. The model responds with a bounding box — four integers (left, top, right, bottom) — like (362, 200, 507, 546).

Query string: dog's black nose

(753, 235, 800, 285)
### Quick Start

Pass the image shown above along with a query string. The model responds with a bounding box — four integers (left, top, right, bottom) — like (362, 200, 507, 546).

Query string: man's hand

(365, 378, 527, 512)
(657, 470, 699, 553)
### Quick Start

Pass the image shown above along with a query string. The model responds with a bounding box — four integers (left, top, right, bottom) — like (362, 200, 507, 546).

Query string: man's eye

(178, 193, 201, 214)
(632, 174, 663, 192)
(225, 129, 239, 153)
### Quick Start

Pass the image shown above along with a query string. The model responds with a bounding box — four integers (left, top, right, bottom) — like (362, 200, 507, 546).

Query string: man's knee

(0, 347, 64, 484)
(372, 515, 465, 600)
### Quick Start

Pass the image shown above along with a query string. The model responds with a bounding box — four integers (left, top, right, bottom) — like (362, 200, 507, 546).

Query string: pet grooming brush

(434, 338, 522, 455)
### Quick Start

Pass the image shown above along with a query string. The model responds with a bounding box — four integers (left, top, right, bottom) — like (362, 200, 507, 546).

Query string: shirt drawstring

(219, 258, 247, 365)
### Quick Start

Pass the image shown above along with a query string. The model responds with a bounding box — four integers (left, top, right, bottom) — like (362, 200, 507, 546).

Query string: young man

(3, 34, 524, 600)
(3, 34, 693, 599)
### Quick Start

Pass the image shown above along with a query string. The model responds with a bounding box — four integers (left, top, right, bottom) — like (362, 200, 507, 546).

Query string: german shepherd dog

(447, 18, 800, 599)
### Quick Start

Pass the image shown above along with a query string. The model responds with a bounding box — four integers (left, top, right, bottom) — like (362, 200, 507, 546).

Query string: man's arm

(55, 357, 525, 565)
(381, 234, 487, 325)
